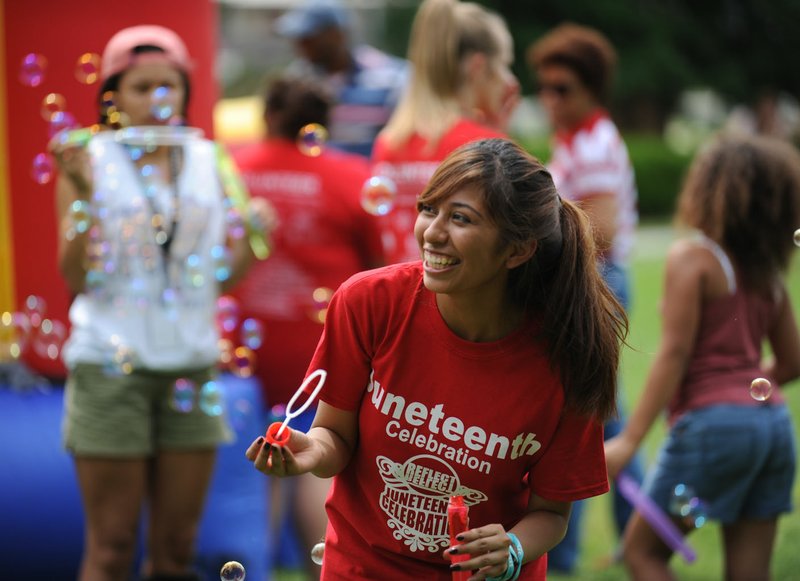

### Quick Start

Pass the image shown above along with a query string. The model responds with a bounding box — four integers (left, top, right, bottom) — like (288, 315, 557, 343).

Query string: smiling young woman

(246, 137, 628, 581)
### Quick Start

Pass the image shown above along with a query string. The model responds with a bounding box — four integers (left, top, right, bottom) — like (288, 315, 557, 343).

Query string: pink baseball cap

(100, 25, 192, 82)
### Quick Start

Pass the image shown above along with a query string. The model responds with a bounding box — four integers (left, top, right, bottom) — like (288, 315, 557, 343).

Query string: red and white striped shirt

(547, 110, 638, 265)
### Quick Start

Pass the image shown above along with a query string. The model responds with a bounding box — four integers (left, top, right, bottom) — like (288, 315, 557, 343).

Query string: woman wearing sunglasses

(527, 23, 643, 575)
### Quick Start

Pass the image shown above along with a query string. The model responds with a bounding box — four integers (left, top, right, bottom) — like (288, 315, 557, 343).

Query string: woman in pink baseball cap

(50, 25, 273, 581)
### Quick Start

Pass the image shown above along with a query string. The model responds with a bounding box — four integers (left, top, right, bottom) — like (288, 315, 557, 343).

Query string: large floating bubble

(749, 377, 772, 401)
(310, 541, 325, 565)
(220, 560, 246, 581)
(360, 176, 397, 216)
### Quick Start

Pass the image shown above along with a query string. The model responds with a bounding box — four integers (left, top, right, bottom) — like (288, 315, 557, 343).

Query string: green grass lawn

(276, 222, 800, 580)
(549, 222, 800, 580)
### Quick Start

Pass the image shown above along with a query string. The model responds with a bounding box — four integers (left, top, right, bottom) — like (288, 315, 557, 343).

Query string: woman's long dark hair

(418, 138, 627, 421)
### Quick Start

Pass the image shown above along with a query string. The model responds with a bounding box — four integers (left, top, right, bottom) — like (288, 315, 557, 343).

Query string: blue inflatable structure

(0, 372, 272, 580)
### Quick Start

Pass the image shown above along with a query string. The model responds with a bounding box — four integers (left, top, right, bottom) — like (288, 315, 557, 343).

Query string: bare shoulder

(666, 238, 714, 270)
(667, 238, 729, 296)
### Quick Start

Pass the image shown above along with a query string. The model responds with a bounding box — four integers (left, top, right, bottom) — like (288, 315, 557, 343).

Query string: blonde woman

(371, 0, 520, 265)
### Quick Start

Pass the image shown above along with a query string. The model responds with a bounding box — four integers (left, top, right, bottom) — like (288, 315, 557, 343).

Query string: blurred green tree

(385, 0, 800, 132)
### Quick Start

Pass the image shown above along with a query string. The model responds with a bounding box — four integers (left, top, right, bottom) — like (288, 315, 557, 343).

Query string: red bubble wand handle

(448, 495, 471, 580)
(265, 369, 327, 446)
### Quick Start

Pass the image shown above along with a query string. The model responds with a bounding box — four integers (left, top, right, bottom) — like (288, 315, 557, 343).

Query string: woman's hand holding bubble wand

(246, 369, 327, 476)
(266, 368, 327, 445)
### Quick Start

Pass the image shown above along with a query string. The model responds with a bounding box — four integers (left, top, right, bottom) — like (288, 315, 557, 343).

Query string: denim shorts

(643, 404, 796, 524)
(63, 363, 233, 457)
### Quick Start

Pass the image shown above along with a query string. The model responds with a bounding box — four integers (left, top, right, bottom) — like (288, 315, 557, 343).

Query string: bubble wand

(265, 369, 327, 446)
(616, 473, 696, 563)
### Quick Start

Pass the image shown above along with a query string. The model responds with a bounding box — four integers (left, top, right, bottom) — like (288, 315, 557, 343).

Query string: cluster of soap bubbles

(20, 51, 105, 185)
(169, 377, 225, 416)
(215, 296, 264, 378)
(668, 484, 708, 529)
(20, 49, 186, 187)
(220, 560, 246, 581)
(292, 122, 398, 216)
(1, 295, 67, 362)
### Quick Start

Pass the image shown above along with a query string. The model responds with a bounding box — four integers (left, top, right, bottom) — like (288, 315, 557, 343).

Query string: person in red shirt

(246, 138, 627, 580)
(233, 76, 384, 579)
(371, 0, 520, 264)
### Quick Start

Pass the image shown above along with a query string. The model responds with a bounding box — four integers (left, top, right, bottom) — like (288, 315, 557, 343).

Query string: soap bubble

(240, 318, 264, 350)
(310, 541, 325, 565)
(0, 311, 31, 361)
(794, 229, 800, 247)
(216, 296, 240, 333)
(40, 92, 67, 121)
(220, 560, 246, 581)
(309, 287, 333, 324)
(218, 338, 235, 367)
(23, 295, 47, 328)
(668, 483, 707, 528)
(32, 318, 67, 360)
(19, 53, 47, 87)
(749, 377, 772, 401)
(171, 378, 196, 413)
(360, 176, 397, 216)
(75, 52, 101, 85)
(229, 346, 255, 378)
(297, 123, 328, 157)
(31, 153, 55, 185)
(199, 380, 224, 416)
(150, 86, 174, 122)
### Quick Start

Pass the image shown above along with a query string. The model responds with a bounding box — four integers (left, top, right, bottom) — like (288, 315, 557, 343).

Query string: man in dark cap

(276, 0, 408, 158)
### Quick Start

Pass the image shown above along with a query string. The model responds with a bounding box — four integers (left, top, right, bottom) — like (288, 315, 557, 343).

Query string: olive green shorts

(63, 363, 233, 457)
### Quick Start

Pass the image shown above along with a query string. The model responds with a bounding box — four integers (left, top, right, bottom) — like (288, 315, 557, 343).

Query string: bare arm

(576, 192, 617, 254)
(605, 241, 706, 478)
(53, 145, 94, 295)
(219, 196, 276, 292)
(763, 283, 800, 385)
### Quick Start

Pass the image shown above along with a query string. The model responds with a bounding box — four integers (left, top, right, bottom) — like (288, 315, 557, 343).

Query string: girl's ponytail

(542, 200, 627, 421)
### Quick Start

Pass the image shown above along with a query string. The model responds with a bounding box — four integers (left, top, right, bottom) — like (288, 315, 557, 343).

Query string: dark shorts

(63, 363, 233, 457)
(643, 404, 796, 524)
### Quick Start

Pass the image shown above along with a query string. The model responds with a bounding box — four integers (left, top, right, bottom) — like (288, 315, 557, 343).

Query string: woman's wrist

(486, 532, 524, 581)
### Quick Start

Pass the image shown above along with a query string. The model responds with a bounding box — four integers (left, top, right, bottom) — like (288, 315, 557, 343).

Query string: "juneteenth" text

(367, 371, 542, 474)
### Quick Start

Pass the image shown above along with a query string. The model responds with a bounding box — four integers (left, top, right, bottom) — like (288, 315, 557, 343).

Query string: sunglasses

(537, 82, 575, 98)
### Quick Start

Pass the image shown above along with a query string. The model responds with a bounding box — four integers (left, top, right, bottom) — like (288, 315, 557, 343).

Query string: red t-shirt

(371, 119, 505, 264)
(307, 262, 609, 580)
(232, 139, 384, 406)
